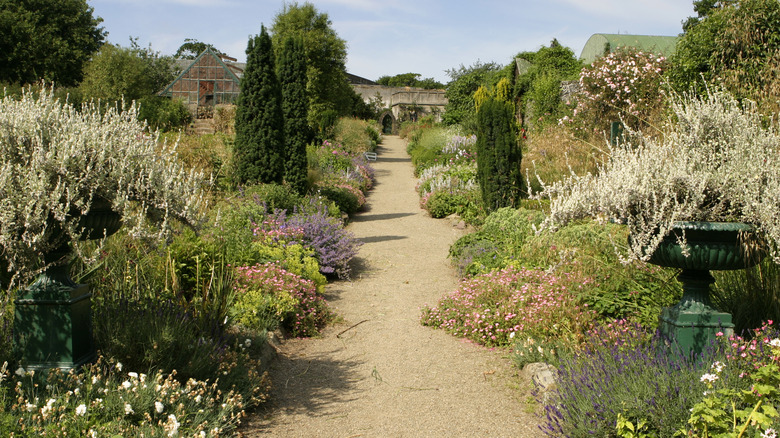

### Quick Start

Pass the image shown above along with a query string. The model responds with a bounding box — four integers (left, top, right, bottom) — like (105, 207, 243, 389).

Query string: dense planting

(0, 85, 375, 434)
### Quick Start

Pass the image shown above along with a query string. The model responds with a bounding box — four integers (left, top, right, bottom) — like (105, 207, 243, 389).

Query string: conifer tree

(234, 25, 284, 185)
(476, 97, 523, 211)
(278, 35, 309, 195)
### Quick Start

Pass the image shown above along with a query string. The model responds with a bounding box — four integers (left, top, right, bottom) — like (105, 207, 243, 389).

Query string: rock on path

(244, 135, 543, 437)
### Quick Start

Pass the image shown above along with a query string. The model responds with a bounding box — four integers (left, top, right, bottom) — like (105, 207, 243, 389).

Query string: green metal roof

(579, 34, 679, 65)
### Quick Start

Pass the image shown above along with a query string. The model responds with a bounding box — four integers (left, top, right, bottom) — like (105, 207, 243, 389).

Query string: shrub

(241, 183, 304, 213)
(713, 259, 780, 333)
(3, 356, 268, 436)
(136, 95, 191, 132)
(234, 26, 285, 185)
(542, 327, 713, 437)
(286, 202, 362, 279)
(333, 117, 381, 154)
(318, 185, 360, 215)
(476, 97, 523, 211)
(421, 266, 596, 348)
(563, 47, 668, 135)
(232, 262, 330, 337)
(425, 191, 469, 218)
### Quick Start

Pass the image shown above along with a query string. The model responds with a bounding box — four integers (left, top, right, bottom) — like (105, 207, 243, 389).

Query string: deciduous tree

(0, 0, 105, 86)
(271, 2, 364, 134)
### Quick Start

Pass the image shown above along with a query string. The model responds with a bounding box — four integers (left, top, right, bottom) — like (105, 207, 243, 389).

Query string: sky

(88, 0, 696, 85)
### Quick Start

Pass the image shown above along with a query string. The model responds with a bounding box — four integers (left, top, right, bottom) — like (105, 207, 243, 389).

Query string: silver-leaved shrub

(0, 85, 208, 290)
(539, 89, 780, 263)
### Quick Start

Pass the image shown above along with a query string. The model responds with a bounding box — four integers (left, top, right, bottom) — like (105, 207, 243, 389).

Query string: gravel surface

(242, 135, 544, 437)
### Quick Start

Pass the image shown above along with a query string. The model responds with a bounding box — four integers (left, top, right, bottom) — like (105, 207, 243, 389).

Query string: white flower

(769, 338, 780, 348)
(700, 373, 719, 385)
(91, 375, 99, 384)
(195, 395, 202, 403)
(711, 361, 725, 373)
(155, 401, 164, 413)
(763, 428, 777, 438)
(124, 402, 134, 415)
(128, 372, 138, 379)
(24, 402, 36, 412)
(116, 362, 123, 371)
(121, 380, 132, 389)
(76, 404, 87, 416)
(244, 338, 252, 347)
(14, 367, 26, 377)
(509, 331, 515, 339)
(165, 414, 180, 437)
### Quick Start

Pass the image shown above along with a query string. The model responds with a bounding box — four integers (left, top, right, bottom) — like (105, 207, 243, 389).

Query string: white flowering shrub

(560, 48, 668, 134)
(540, 89, 780, 263)
(0, 86, 208, 289)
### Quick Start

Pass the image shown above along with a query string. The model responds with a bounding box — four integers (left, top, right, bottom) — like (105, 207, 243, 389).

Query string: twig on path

(336, 319, 369, 338)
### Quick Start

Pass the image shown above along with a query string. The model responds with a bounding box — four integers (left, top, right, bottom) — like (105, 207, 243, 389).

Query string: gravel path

(244, 135, 543, 437)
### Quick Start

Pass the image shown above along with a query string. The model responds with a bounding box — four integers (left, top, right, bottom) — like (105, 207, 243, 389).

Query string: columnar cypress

(476, 97, 523, 211)
(278, 35, 309, 195)
(234, 25, 284, 185)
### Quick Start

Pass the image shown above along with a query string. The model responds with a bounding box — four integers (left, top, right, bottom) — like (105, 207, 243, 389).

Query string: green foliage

(79, 39, 176, 104)
(566, 47, 668, 134)
(443, 60, 505, 129)
(713, 258, 780, 334)
(450, 210, 680, 327)
(615, 414, 657, 438)
(376, 72, 444, 89)
(476, 97, 522, 211)
(514, 40, 582, 128)
(271, 2, 365, 130)
(0, 0, 105, 86)
(3, 355, 266, 436)
(333, 117, 381, 154)
(174, 38, 223, 59)
(242, 183, 304, 213)
(318, 185, 360, 214)
(137, 95, 192, 132)
(405, 125, 452, 174)
(278, 35, 310, 195)
(426, 191, 469, 218)
(234, 26, 285, 185)
(669, 0, 780, 113)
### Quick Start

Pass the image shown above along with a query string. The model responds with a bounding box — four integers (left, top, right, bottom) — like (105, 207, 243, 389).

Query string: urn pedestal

(647, 222, 763, 357)
(13, 202, 121, 370)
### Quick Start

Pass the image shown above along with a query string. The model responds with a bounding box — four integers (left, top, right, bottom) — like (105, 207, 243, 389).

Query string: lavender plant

(543, 328, 715, 437)
(287, 201, 362, 279)
(539, 89, 780, 264)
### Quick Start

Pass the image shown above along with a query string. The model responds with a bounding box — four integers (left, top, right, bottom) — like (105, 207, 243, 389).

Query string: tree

(234, 26, 285, 185)
(476, 97, 522, 211)
(271, 2, 364, 134)
(442, 60, 504, 128)
(278, 35, 309, 194)
(79, 39, 176, 103)
(174, 38, 224, 59)
(669, 0, 780, 112)
(514, 40, 582, 128)
(376, 73, 445, 89)
(0, 0, 105, 86)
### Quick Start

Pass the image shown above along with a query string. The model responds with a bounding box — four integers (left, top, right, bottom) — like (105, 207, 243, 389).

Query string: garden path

(244, 135, 543, 437)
